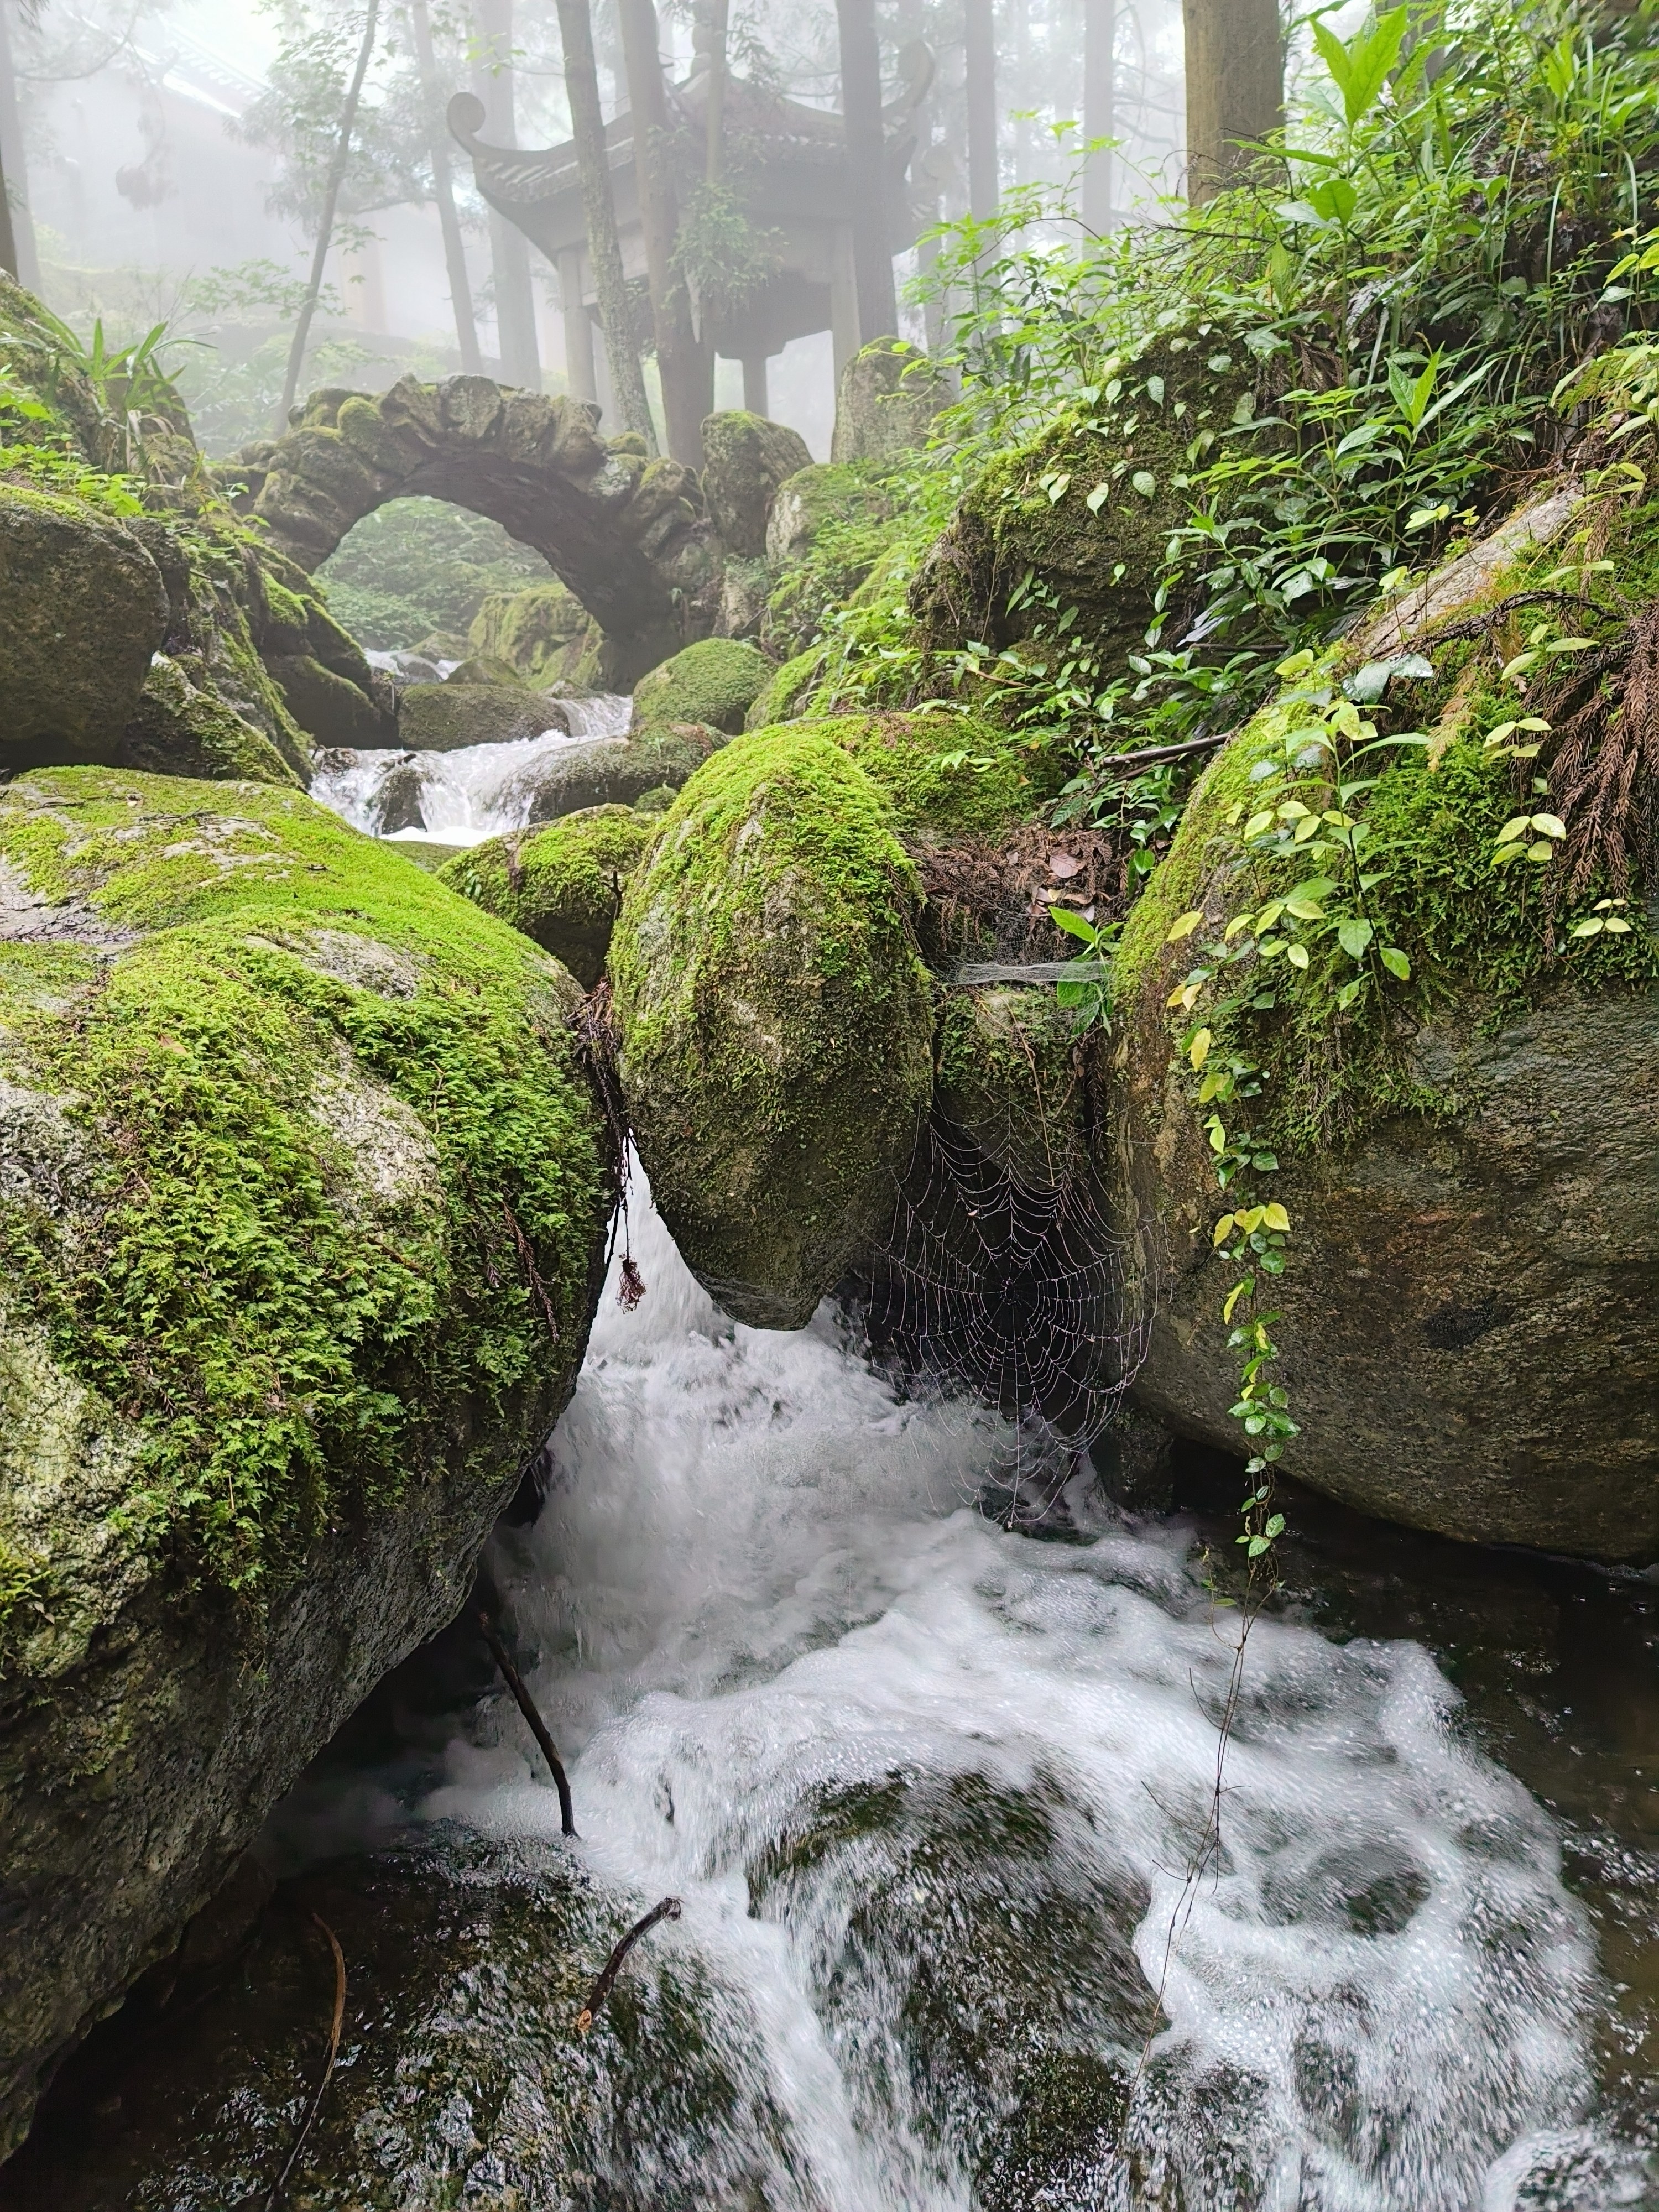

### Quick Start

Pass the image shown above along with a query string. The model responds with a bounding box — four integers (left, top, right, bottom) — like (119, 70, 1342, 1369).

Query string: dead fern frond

(1538, 599, 1659, 903)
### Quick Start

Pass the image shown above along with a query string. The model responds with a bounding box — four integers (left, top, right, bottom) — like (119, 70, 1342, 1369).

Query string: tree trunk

(1082, 0, 1115, 233)
(554, 0, 658, 447)
(703, 0, 729, 185)
(0, 0, 38, 289)
(474, 0, 542, 388)
(278, 0, 381, 429)
(836, 0, 897, 342)
(964, 0, 998, 221)
(1181, 0, 1282, 202)
(410, 0, 481, 372)
(617, 0, 711, 461)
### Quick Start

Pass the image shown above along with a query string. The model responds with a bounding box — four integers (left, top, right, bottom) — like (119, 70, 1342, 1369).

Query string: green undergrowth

(0, 770, 608, 1617)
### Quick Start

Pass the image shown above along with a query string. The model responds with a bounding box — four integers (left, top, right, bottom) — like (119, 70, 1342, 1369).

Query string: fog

(0, 0, 1188, 463)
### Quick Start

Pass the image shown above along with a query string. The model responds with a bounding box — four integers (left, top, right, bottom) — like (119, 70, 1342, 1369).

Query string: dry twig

(264, 1913, 346, 2211)
(478, 1608, 578, 1836)
(575, 1898, 683, 2033)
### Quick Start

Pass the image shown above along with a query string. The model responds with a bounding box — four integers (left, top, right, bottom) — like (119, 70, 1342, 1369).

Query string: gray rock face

(0, 487, 168, 766)
(1114, 973, 1659, 1562)
(699, 409, 813, 559)
(398, 680, 566, 752)
(499, 726, 725, 825)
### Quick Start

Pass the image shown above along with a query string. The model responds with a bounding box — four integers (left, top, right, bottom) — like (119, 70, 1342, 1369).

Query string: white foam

(409, 1185, 1620, 2211)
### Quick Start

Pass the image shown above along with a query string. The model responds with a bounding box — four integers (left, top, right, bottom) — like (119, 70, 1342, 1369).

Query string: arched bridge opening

(224, 376, 721, 688)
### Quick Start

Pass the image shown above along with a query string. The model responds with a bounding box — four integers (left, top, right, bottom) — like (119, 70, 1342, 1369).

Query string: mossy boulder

(0, 487, 169, 766)
(769, 709, 1061, 844)
(936, 985, 1091, 1188)
(611, 728, 935, 1325)
(909, 332, 1255, 655)
(445, 653, 524, 688)
(831, 337, 950, 465)
(1109, 509, 1659, 1557)
(398, 680, 560, 753)
(439, 805, 658, 988)
(700, 409, 812, 558)
(0, 769, 612, 2154)
(117, 654, 301, 786)
(468, 578, 604, 688)
(267, 653, 399, 749)
(500, 724, 727, 824)
(744, 646, 825, 731)
(630, 636, 773, 738)
(761, 462, 895, 660)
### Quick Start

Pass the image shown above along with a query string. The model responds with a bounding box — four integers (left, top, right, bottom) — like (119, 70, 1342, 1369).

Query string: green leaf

(1379, 945, 1411, 979)
(1337, 917, 1374, 959)
(1131, 469, 1157, 498)
(1048, 904, 1098, 942)
(1314, 6, 1408, 126)
(1086, 481, 1112, 513)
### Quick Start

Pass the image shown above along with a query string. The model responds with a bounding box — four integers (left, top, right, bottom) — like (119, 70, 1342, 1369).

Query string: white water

(392, 1190, 1638, 2212)
(309, 692, 634, 848)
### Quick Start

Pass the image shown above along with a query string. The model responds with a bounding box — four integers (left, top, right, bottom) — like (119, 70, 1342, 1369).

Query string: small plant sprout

(1569, 898, 1634, 940)
(1493, 811, 1567, 866)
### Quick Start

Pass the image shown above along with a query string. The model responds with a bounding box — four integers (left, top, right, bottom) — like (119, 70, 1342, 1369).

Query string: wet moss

(764, 707, 1061, 843)
(935, 984, 1090, 1187)
(630, 635, 772, 737)
(0, 769, 611, 1618)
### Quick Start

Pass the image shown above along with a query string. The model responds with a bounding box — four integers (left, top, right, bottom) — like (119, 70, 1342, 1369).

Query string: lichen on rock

(439, 805, 658, 988)
(699, 409, 812, 559)
(611, 727, 935, 1326)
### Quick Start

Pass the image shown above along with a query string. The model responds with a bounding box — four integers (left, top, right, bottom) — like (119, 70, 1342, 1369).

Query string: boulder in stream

(630, 635, 773, 737)
(0, 768, 613, 2154)
(440, 805, 659, 988)
(611, 727, 934, 1326)
(398, 679, 567, 751)
(502, 723, 726, 825)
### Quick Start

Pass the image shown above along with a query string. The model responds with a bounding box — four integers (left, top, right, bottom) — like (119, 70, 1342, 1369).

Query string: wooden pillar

(742, 355, 769, 416)
(559, 248, 598, 404)
(1083, 0, 1115, 234)
(831, 222, 860, 375)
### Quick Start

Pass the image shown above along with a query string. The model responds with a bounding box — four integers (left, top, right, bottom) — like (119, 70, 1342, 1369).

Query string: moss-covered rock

(909, 332, 1255, 655)
(265, 651, 398, 749)
(397, 680, 559, 752)
(744, 646, 825, 731)
(467, 577, 604, 688)
(117, 654, 301, 786)
(444, 653, 524, 688)
(630, 635, 773, 737)
(611, 728, 934, 1326)
(439, 805, 658, 987)
(761, 462, 895, 660)
(766, 709, 1061, 843)
(831, 337, 950, 465)
(500, 725, 725, 823)
(0, 768, 612, 2152)
(699, 409, 812, 559)
(1109, 489, 1659, 1557)
(936, 985, 1091, 1188)
(0, 486, 169, 766)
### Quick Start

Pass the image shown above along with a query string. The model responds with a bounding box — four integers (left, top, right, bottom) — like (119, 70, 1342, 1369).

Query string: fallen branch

(264, 1913, 346, 2210)
(575, 1897, 682, 2033)
(1092, 731, 1231, 778)
(478, 1608, 578, 1837)
(1415, 586, 1609, 651)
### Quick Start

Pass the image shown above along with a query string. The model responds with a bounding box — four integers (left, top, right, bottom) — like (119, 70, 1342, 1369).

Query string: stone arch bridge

(224, 375, 722, 687)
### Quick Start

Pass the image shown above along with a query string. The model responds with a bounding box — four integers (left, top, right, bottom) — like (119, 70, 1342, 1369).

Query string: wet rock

(500, 724, 724, 825)
(699, 409, 812, 557)
(367, 754, 426, 834)
(268, 651, 399, 749)
(831, 336, 951, 465)
(118, 653, 300, 786)
(631, 635, 773, 737)
(0, 486, 168, 766)
(397, 680, 565, 752)
(440, 805, 658, 988)
(0, 768, 612, 2155)
(935, 984, 1092, 1190)
(467, 576, 605, 688)
(444, 652, 524, 687)
(611, 727, 934, 1326)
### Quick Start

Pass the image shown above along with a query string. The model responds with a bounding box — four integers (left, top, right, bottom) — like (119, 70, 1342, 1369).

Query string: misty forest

(0, 0, 1657, 2202)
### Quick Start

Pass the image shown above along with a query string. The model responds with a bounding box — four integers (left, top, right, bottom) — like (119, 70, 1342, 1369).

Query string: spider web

(854, 1106, 1159, 1524)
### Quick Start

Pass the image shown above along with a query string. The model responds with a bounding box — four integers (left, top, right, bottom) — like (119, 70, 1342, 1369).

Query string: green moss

(743, 646, 825, 731)
(611, 728, 933, 1324)
(439, 806, 659, 989)
(935, 985, 1089, 1186)
(909, 332, 1255, 654)
(759, 709, 1058, 843)
(119, 655, 300, 786)
(0, 769, 610, 1606)
(760, 460, 895, 659)
(630, 637, 773, 737)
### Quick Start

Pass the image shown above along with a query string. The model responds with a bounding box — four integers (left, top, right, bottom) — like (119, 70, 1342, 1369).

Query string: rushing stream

(15, 1188, 1656, 2210)
(309, 693, 635, 847)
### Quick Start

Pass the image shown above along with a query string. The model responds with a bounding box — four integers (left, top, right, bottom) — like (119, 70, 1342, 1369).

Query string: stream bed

(11, 1188, 1656, 2211)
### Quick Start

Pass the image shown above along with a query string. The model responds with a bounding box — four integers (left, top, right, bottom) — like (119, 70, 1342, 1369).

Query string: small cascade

(309, 691, 635, 847)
